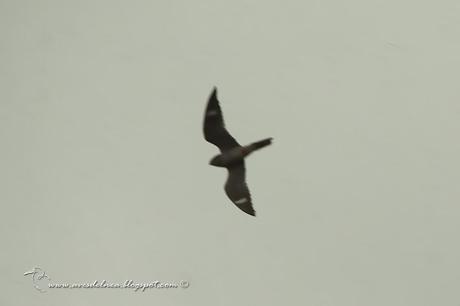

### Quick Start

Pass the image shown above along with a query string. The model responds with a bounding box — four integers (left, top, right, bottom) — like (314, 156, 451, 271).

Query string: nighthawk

(203, 87, 272, 216)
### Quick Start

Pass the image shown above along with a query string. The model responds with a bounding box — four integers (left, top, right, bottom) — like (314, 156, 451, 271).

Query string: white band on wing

(235, 198, 248, 204)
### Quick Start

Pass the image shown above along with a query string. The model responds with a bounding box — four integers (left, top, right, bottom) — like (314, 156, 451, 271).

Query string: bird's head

(209, 155, 225, 167)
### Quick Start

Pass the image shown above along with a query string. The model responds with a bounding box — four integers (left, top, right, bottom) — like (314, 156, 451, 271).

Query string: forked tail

(249, 137, 273, 152)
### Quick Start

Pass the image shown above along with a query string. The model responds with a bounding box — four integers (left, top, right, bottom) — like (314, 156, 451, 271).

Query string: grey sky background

(1, 1, 460, 305)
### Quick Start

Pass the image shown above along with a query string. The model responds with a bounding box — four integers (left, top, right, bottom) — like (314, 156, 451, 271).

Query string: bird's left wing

(203, 88, 240, 152)
(224, 162, 255, 216)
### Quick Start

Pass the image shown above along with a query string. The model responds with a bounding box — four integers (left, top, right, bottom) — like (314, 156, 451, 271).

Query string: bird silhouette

(203, 87, 272, 216)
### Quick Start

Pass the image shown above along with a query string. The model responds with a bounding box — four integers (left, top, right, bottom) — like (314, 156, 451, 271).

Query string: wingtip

(236, 205, 256, 217)
(211, 86, 217, 96)
(245, 209, 256, 217)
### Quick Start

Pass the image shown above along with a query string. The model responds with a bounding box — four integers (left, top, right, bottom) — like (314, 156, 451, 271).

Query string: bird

(203, 87, 273, 216)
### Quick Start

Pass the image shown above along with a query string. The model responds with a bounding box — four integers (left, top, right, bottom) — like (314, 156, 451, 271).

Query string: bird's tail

(248, 137, 273, 152)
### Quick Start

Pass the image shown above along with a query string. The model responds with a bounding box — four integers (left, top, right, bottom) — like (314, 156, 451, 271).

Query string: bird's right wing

(203, 88, 240, 152)
(224, 162, 255, 216)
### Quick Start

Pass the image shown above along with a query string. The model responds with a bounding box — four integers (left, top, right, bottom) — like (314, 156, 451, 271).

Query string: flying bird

(203, 87, 272, 216)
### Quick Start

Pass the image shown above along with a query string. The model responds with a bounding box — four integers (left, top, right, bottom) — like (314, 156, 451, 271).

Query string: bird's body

(209, 147, 246, 168)
(209, 139, 272, 168)
(203, 87, 272, 216)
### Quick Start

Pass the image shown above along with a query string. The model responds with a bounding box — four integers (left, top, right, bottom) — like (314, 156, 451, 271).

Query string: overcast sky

(1, 1, 460, 305)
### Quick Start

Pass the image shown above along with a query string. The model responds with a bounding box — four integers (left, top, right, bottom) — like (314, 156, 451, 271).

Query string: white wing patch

(235, 198, 248, 204)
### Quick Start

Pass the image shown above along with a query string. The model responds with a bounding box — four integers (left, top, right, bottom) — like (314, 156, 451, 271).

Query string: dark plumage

(203, 87, 272, 216)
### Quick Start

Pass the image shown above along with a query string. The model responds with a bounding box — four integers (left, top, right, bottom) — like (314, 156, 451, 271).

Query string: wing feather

(224, 162, 255, 216)
(203, 88, 240, 152)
